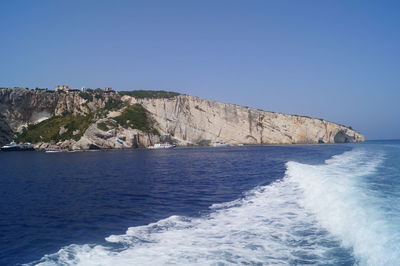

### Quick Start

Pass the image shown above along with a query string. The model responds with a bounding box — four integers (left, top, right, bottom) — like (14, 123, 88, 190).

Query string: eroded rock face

(0, 118, 12, 145)
(125, 95, 365, 145)
(72, 118, 162, 150)
(0, 88, 365, 148)
(0, 88, 109, 133)
(334, 130, 355, 143)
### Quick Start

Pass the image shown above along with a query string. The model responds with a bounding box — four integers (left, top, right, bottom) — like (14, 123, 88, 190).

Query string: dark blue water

(1, 142, 399, 265)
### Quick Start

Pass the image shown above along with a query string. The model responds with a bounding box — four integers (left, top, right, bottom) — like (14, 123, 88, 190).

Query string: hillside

(0, 88, 364, 150)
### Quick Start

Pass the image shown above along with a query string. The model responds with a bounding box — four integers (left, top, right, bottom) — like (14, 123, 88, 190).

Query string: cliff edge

(0, 88, 364, 149)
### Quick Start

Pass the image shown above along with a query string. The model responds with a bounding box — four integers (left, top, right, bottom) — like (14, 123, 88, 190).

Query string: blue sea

(1, 141, 399, 265)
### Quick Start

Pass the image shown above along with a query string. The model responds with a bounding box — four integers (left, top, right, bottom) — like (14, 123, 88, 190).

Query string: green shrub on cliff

(118, 90, 180, 99)
(79, 92, 93, 101)
(97, 120, 117, 131)
(114, 104, 159, 134)
(97, 122, 109, 131)
(94, 93, 104, 100)
(16, 114, 93, 143)
(104, 97, 124, 111)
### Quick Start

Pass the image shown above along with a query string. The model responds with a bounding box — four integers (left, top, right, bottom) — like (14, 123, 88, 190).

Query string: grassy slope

(16, 114, 93, 143)
(114, 104, 159, 134)
(16, 90, 165, 143)
(15, 90, 178, 143)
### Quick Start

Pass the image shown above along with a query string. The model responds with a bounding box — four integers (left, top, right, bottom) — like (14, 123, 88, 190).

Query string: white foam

(286, 148, 400, 265)
(31, 148, 398, 266)
(31, 176, 350, 265)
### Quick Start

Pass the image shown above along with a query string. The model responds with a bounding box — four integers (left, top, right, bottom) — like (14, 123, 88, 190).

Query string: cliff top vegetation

(118, 90, 181, 99)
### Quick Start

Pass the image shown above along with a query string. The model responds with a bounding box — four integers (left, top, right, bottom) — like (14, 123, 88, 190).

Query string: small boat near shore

(0, 141, 35, 151)
(212, 141, 230, 147)
(148, 142, 176, 149)
(45, 149, 69, 153)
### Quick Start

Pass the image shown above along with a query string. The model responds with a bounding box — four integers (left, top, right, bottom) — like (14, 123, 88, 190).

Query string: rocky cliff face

(0, 88, 364, 149)
(126, 95, 364, 145)
(0, 88, 107, 131)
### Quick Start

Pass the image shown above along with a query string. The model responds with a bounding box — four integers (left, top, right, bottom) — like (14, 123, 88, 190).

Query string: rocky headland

(0, 88, 365, 150)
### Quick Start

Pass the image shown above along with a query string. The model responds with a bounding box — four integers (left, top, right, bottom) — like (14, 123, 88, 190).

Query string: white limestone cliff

(0, 88, 364, 149)
(125, 95, 364, 145)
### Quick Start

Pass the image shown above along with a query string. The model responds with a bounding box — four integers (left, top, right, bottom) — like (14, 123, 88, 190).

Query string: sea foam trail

(31, 148, 393, 266)
(286, 148, 400, 265)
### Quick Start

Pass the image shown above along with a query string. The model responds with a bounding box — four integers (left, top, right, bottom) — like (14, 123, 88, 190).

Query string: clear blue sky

(0, 0, 399, 140)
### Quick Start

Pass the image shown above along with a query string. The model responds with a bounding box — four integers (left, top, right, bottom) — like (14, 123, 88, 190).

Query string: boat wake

(286, 149, 400, 265)
(30, 148, 397, 266)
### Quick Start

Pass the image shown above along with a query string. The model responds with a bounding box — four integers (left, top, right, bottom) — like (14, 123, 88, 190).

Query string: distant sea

(1, 141, 399, 265)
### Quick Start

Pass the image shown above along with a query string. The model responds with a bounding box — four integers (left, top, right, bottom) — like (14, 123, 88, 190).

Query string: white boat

(45, 149, 69, 153)
(148, 142, 176, 149)
(212, 141, 230, 147)
(1, 141, 35, 151)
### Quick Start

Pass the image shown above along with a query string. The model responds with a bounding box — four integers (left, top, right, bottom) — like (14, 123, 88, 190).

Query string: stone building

(55, 85, 70, 92)
(104, 87, 114, 93)
(55, 85, 80, 92)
